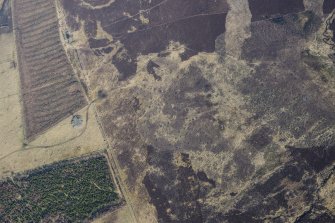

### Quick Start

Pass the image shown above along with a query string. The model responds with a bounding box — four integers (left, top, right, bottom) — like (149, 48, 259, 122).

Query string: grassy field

(0, 155, 120, 222)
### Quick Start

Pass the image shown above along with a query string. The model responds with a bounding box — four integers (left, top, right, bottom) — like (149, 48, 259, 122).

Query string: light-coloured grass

(93, 205, 134, 223)
(0, 19, 106, 178)
(0, 32, 24, 167)
(0, 103, 107, 177)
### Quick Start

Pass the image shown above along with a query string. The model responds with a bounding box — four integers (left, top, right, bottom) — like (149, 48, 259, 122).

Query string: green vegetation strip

(0, 155, 120, 222)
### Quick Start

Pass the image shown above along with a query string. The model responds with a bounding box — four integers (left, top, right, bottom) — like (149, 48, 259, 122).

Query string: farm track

(13, 0, 87, 141)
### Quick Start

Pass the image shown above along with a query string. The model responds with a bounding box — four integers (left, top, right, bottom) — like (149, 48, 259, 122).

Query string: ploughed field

(13, 0, 87, 141)
(0, 154, 121, 222)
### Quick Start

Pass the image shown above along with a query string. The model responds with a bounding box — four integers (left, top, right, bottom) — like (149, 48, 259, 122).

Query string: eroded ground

(1, 0, 335, 222)
(57, 0, 335, 222)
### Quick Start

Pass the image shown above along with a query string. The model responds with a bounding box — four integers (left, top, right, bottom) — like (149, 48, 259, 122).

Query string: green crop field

(0, 155, 121, 222)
